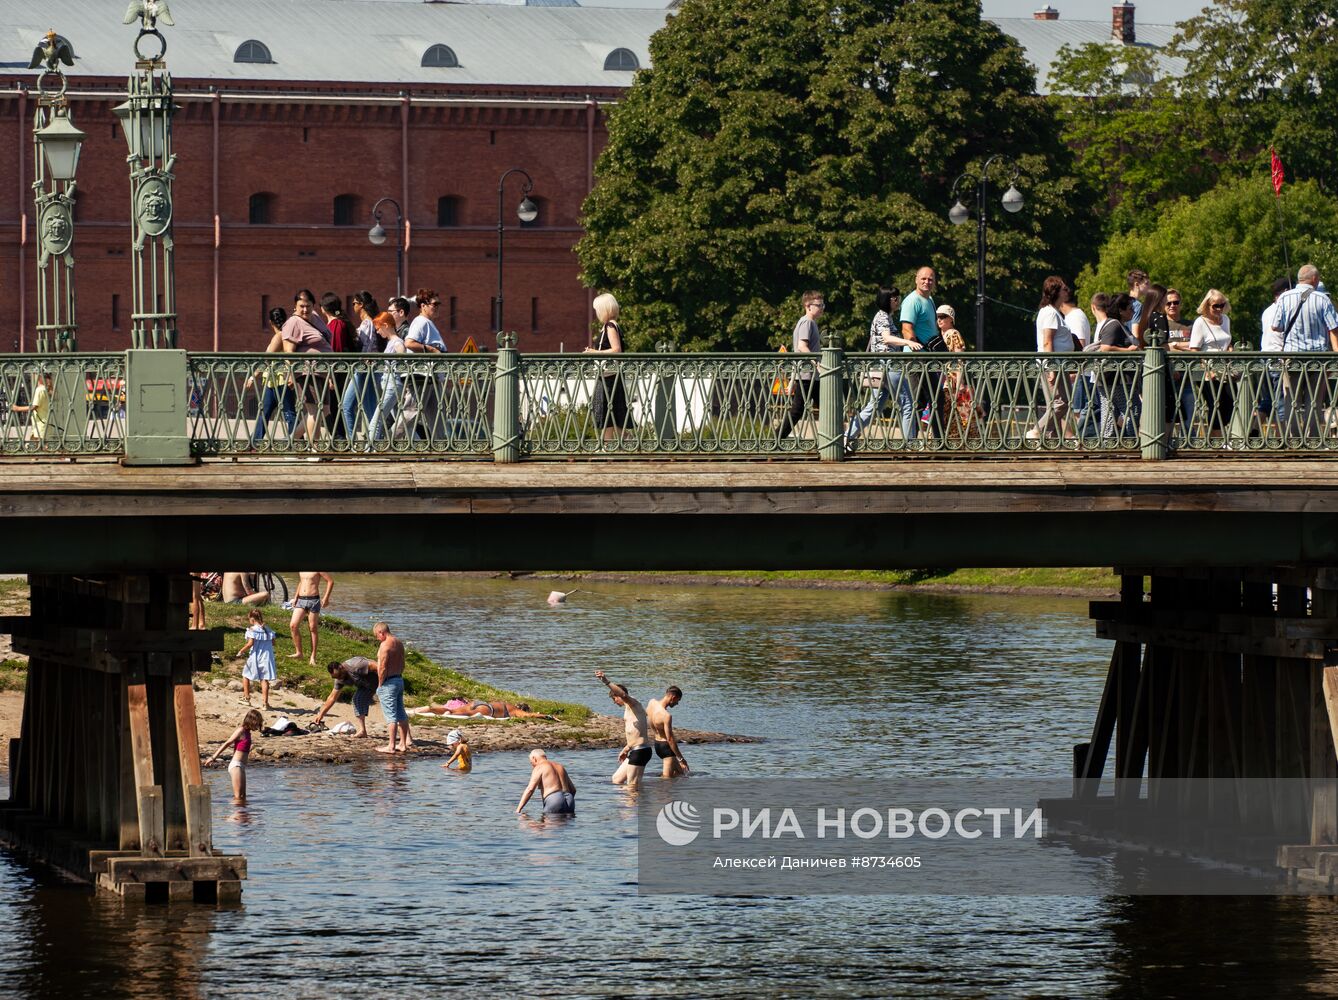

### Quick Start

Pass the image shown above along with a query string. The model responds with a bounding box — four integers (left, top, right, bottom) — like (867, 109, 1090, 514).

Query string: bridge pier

(0, 573, 246, 900)
(1057, 566, 1338, 880)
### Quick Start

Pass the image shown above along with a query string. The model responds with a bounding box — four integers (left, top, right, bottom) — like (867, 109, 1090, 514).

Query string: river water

(3, 575, 1338, 998)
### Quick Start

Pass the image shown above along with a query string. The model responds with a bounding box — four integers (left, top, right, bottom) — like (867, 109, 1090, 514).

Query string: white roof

(1, 0, 663, 88)
(0, 1, 1175, 92)
(992, 16, 1182, 92)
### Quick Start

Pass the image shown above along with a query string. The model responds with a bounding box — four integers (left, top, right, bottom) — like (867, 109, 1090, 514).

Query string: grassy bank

(542, 567, 1117, 592)
(205, 603, 591, 725)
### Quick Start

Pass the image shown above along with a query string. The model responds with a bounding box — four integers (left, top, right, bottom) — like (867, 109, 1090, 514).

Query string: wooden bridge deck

(0, 457, 1333, 571)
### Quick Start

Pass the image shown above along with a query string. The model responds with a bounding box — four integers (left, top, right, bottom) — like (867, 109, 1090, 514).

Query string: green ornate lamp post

(29, 31, 85, 353)
(113, 1, 178, 349)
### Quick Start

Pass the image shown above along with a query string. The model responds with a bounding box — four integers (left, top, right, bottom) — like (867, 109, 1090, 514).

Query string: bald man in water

(516, 749, 576, 816)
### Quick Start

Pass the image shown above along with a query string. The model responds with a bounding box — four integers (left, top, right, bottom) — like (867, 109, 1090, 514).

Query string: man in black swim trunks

(647, 685, 688, 778)
(594, 670, 652, 788)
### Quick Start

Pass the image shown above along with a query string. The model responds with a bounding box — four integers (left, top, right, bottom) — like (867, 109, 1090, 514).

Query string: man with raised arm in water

(646, 685, 688, 778)
(516, 749, 576, 816)
(289, 570, 335, 666)
(594, 670, 652, 787)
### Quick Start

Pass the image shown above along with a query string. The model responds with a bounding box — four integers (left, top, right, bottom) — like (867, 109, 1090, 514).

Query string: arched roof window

(234, 39, 273, 64)
(603, 48, 639, 71)
(422, 44, 460, 68)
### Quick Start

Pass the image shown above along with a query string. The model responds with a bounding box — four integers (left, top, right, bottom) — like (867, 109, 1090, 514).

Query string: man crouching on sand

(517, 749, 576, 816)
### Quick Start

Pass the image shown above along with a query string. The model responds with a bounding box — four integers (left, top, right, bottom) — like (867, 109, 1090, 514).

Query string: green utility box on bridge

(123, 350, 192, 466)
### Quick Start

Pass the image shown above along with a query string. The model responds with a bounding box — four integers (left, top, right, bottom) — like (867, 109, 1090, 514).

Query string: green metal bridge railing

(4, 347, 1338, 463)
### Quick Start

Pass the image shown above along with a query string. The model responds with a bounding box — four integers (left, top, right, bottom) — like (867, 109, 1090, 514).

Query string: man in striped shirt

(1271, 264, 1338, 438)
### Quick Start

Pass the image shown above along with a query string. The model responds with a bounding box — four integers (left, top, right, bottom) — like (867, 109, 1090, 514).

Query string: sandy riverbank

(0, 681, 752, 771)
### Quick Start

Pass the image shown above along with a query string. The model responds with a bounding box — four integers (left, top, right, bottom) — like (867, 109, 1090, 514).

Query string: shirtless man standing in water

(595, 670, 652, 787)
(516, 749, 577, 816)
(647, 686, 688, 778)
(289, 571, 334, 666)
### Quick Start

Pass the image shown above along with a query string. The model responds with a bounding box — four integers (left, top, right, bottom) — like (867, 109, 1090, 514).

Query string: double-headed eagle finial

(28, 30, 74, 72)
(123, 0, 175, 32)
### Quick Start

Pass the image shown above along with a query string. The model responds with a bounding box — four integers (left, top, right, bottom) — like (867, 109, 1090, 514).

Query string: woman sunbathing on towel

(409, 698, 553, 720)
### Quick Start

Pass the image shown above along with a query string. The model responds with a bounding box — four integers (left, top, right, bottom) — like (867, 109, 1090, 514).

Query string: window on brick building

(603, 48, 639, 71)
(249, 192, 275, 225)
(519, 196, 544, 228)
(234, 40, 273, 64)
(448, 296, 458, 332)
(531, 297, 539, 332)
(421, 44, 459, 68)
(437, 196, 461, 227)
(332, 194, 360, 227)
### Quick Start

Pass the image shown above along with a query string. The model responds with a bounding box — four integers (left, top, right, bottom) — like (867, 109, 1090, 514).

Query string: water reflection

(1, 577, 1336, 997)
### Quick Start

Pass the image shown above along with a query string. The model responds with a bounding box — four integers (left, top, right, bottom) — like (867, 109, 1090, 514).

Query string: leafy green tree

(1075, 177, 1338, 345)
(1047, 44, 1214, 233)
(578, 0, 1098, 352)
(1175, 0, 1338, 197)
(1048, 0, 1338, 233)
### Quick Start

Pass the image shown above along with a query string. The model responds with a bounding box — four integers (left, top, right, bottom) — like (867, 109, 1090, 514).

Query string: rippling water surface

(2, 575, 1338, 998)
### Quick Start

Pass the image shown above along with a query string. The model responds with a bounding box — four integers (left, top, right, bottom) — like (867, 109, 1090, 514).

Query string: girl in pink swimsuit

(207, 709, 263, 802)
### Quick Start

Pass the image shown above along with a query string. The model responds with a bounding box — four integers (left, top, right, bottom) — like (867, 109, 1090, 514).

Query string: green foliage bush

(1076, 178, 1338, 344)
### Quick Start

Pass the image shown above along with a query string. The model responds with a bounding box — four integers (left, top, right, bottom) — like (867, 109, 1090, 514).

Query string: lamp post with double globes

(367, 197, 405, 299)
(948, 155, 1025, 351)
(496, 167, 538, 335)
(30, 31, 85, 353)
(113, 5, 179, 349)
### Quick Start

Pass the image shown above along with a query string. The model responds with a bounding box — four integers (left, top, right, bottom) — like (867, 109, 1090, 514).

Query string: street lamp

(117, 7, 179, 349)
(368, 197, 405, 298)
(29, 31, 84, 352)
(496, 167, 537, 335)
(948, 155, 1025, 351)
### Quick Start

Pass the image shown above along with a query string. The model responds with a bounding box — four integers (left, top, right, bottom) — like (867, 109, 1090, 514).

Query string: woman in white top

(1026, 275, 1075, 441)
(1173, 289, 1234, 439)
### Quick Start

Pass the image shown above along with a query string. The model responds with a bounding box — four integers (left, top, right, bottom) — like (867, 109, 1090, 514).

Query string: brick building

(1, 0, 666, 352)
(0, 0, 1167, 353)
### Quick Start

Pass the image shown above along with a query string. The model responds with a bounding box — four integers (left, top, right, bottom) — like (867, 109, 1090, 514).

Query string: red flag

(1271, 147, 1285, 196)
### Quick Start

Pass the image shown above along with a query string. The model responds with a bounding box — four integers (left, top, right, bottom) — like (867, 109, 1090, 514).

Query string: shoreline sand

(0, 682, 754, 774)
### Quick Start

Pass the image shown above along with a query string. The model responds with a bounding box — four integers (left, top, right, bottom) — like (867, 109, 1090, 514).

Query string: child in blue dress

(235, 608, 277, 709)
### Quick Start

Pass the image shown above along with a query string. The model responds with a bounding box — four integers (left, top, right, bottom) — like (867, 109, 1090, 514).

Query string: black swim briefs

(626, 744, 652, 767)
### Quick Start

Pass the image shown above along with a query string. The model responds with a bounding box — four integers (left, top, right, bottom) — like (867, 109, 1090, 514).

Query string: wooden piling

(0, 572, 244, 901)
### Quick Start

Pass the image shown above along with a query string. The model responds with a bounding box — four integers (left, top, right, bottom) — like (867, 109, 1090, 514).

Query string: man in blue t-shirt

(900, 267, 938, 346)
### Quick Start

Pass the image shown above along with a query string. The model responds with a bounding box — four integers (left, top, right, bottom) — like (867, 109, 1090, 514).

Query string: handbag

(862, 367, 886, 390)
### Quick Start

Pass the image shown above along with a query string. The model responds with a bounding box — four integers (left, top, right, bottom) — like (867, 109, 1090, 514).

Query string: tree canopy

(1048, 0, 1338, 235)
(578, 0, 1096, 351)
(1075, 177, 1338, 346)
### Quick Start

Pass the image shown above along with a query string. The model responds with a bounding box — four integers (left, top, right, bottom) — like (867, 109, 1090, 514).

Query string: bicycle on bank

(199, 572, 290, 605)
